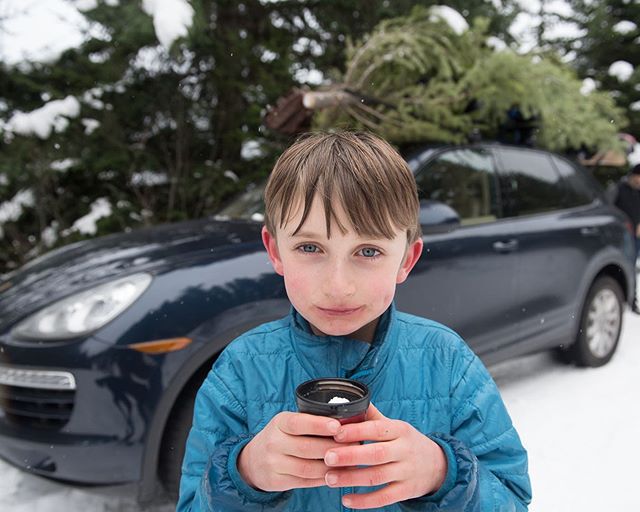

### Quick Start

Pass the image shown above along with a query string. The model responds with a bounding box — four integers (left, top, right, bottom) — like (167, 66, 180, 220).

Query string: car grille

(0, 365, 76, 430)
(0, 383, 75, 429)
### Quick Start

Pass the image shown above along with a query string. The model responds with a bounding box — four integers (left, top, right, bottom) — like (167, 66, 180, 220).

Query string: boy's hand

(237, 411, 354, 492)
(323, 403, 447, 510)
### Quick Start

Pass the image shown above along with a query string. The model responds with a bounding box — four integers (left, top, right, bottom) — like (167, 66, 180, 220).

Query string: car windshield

(215, 182, 266, 221)
(403, 147, 437, 172)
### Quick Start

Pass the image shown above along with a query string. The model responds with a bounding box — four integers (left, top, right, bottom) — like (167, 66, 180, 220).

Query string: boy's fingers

(277, 475, 327, 490)
(283, 436, 347, 459)
(325, 462, 404, 488)
(334, 419, 402, 443)
(365, 402, 385, 421)
(325, 441, 397, 467)
(277, 411, 341, 437)
(342, 482, 409, 510)
(278, 455, 332, 480)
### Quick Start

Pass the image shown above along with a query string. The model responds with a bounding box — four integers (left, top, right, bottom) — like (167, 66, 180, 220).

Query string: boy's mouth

(316, 306, 363, 316)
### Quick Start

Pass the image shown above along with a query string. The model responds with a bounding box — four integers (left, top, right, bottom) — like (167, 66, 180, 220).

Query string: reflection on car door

(396, 147, 521, 358)
(493, 147, 601, 356)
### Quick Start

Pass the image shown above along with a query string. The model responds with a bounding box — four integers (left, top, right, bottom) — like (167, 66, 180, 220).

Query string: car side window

(552, 156, 598, 207)
(496, 147, 565, 217)
(414, 148, 499, 226)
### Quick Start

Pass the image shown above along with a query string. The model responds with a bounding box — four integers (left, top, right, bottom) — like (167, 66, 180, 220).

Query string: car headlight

(12, 273, 153, 340)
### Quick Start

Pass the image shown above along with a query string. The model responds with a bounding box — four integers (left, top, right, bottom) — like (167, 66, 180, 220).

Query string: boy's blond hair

(264, 131, 421, 243)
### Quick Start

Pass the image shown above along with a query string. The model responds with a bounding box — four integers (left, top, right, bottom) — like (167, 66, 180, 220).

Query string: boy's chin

(308, 314, 379, 341)
(308, 319, 362, 337)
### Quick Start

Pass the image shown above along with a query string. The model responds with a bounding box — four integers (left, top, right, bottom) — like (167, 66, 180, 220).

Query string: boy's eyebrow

(288, 230, 324, 239)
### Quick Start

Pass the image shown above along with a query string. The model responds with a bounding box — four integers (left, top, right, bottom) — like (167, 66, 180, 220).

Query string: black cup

(295, 378, 370, 425)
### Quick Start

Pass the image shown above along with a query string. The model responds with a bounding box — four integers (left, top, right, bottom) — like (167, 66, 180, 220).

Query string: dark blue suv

(0, 143, 635, 502)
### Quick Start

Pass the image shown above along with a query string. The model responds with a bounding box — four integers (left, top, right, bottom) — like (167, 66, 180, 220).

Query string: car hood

(0, 217, 262, 331)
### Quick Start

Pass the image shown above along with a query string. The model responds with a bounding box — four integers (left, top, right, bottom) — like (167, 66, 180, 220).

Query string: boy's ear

(396, 238, 423, 284)
(262, 226, 284, 276)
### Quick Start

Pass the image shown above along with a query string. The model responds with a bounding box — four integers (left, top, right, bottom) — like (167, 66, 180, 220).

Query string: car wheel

(158, 381, 198, 500)
(562, 276, 624, 367)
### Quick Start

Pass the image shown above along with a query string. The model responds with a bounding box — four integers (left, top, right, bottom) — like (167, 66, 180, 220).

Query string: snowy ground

(1, 300, 639, 510)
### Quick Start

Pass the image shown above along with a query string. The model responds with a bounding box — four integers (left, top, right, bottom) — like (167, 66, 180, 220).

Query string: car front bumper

(0, 334, 160, 485)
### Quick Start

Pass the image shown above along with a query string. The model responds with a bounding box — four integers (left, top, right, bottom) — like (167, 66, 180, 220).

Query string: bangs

(265, 132, 420, 242)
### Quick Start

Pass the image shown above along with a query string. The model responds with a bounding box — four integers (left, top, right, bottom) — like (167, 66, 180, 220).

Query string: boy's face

(262, 195, 423, 342)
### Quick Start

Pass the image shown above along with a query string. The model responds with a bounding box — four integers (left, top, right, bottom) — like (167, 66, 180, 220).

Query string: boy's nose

(322, 261, 356, 298)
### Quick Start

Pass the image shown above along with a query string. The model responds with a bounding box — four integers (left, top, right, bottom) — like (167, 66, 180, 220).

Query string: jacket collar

(288, 303, 398, 386)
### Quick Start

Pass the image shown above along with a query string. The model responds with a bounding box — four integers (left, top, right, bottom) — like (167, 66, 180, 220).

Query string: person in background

(614, 163, 640, 265)
(613, 163, 640, 313)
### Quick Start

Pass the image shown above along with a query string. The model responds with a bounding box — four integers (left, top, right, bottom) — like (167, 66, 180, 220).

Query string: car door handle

(580, 227, 599, 236)
(492, 239, 519, 253)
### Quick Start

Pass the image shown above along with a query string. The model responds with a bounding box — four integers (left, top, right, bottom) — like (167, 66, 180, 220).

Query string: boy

(178, 131, 532, 511)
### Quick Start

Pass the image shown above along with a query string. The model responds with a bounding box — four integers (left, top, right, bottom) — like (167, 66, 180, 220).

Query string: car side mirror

(419, 200, 460, 233)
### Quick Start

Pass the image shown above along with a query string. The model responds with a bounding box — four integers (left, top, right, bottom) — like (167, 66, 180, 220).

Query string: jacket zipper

(340, 369, 374, 510)
(340, 369, 354, 512)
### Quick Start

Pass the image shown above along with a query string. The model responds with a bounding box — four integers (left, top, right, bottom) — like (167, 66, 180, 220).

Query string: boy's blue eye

(360, 248, 380, 258)
(300, 244, 318, 253)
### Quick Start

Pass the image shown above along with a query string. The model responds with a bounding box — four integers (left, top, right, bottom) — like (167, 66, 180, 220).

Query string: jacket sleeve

(402, 351, 532, 511)
(176, 361, 290, 511)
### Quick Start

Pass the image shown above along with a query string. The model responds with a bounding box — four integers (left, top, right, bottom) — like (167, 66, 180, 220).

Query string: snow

(142, 0, 194, 50)
(41, 222, 59, 248)
(580, 77, 597, 95)
(509, 1, 585, 52)
(0, 0, 188, 64)
(486, 36, 508, 51)
(608, 60, 634, 82)
(130, 171, 169, 187)
(429, 5, 469, 35)
(495, 307, 640, 511)
(2, 97, 81, 140)
(81, 88, 105, 110)
(223, 170, 240, 183)
(0, 0, 89, 65)
(0, 189, 35, 238)
(66, 198, 113, 236)
(241, 140, 265, 160)
(260, 48, 278, 63)
(293, 37, 324, 57)
(612, 20, 637, 34)
(293, 67, 324, 85)
(81, 118, 101, 135)
(50, 159, 78, 172)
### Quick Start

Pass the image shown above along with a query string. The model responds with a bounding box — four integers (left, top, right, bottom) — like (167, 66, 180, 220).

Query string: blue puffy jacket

(178, 305, 532, 511)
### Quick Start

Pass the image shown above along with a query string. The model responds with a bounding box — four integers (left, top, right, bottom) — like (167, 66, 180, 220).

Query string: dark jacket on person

(177, 304, 532, 511)
(614, 178, 640, 232)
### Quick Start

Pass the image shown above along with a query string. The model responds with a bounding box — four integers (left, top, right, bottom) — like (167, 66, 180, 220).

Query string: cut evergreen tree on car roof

(267, 6, 627, 154)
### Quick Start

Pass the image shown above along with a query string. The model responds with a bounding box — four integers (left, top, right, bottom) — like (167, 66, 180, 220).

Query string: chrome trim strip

(0, 364, 76, 390)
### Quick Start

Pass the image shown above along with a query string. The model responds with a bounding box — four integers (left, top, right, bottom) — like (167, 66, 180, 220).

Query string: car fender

(569, 246, 634, 341)
(137, 298, 290, 502)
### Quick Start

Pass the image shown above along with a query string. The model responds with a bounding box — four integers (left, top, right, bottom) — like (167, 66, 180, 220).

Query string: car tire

(158, 381, 198, 500)
(560, 276, 624, 367)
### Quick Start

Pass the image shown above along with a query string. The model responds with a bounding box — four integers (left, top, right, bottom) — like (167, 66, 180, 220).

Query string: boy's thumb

(365, 402, 385, 421)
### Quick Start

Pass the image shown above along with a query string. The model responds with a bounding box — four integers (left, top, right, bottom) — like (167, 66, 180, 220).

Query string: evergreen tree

(544, 0, 640, 135)
(0, 0, 520, 274)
